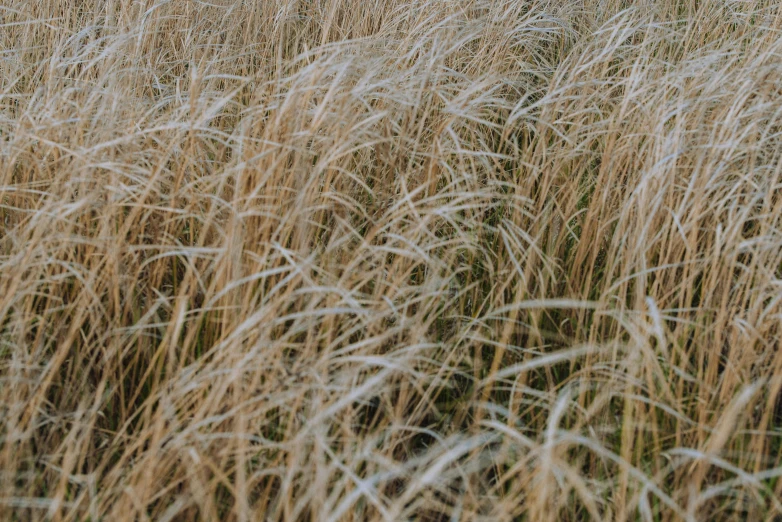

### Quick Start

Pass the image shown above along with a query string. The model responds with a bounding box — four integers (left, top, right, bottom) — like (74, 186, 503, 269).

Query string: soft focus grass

(2, 0, 782, 520)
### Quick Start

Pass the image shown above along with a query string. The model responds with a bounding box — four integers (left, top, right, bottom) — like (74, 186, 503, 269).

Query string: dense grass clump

(2, 0, 782, 520)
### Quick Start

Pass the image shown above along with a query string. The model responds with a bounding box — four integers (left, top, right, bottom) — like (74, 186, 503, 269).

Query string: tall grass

(2, 0, 782, 519)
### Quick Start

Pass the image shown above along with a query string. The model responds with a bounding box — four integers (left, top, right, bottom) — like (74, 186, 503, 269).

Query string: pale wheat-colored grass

(2, 1, 782, 520)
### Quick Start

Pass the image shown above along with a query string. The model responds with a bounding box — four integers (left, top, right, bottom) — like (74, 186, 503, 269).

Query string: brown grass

(2, 0, 782, 520)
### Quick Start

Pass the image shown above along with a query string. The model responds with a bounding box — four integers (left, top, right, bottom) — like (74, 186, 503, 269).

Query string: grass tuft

(2, 0, 782, 520)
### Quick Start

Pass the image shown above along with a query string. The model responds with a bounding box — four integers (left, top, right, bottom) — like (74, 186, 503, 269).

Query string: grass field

(2, 0, 782, 520)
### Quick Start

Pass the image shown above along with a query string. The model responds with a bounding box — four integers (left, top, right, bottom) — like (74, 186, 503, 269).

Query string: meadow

(2, 0, 782, 520)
